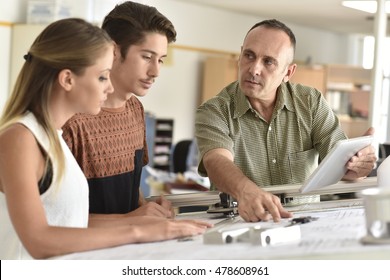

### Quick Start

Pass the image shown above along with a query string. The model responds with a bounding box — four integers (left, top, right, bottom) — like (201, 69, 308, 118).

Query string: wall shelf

(153, 119, 174, 171)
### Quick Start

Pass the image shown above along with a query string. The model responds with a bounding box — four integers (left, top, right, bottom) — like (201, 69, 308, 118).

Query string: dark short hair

(247, 19, 296, 53)
(102, 1, 177, 60)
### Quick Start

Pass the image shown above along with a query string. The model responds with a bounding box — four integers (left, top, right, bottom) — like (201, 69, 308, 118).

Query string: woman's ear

(58, 69, 73, 91)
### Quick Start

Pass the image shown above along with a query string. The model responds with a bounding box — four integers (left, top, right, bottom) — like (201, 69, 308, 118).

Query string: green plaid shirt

(195, 81, 346, 188)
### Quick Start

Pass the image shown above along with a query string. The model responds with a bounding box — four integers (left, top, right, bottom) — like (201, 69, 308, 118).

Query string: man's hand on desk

(344, 127, 377, 181)
(127, 195, 174, 218)
(237, 184, 293, 223)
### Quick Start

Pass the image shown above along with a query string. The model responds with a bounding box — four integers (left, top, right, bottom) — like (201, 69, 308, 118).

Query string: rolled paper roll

(377, 155, 390, 188)
(360, 187, 390, 244)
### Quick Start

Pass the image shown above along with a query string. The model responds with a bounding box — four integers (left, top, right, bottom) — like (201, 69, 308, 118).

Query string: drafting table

(54, 177, 390, 260)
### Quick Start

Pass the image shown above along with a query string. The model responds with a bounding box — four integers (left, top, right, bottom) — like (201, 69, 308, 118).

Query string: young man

(195, 19, 376, 223)
(62, 1, 176, 219)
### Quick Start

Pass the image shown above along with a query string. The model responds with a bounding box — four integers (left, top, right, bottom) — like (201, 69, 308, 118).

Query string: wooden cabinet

(325, 64, 371, 138)
(290, 65, 326, 94)
(201, 56, 238, 104)
(292, 64, 371, 138)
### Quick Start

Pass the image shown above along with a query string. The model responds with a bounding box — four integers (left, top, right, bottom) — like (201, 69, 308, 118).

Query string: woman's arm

(0, 125, 210, 259)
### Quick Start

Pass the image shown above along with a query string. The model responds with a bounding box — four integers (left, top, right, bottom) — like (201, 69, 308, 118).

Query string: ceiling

(174, 0, 388, 35)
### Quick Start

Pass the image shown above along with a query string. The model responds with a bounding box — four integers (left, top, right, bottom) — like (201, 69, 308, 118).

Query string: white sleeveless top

(0, 113, 89, 259)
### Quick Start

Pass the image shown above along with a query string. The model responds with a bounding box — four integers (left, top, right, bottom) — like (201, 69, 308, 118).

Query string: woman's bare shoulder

(0, 123, 36, 147)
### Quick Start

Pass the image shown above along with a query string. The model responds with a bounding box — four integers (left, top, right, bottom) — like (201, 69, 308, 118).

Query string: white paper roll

(377, 155, 390, 188)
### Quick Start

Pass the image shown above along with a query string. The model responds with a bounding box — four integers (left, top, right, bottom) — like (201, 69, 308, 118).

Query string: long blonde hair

(0, 18, 112, 181)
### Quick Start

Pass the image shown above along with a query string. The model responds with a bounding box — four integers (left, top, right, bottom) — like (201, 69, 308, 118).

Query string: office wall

(144, 0, 351, 143)
(0, 0, 25, 22)
(0, 25, 11, 113)
(0, 0, 25, 116)
(1, 0, 357, 143)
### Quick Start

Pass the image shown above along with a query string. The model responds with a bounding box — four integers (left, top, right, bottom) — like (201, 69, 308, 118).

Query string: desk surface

(55, 205, 390, 260)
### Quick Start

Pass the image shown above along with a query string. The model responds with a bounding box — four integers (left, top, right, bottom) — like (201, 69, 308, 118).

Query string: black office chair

(171, 139, 209, 213)
(171, 139, 193, 173)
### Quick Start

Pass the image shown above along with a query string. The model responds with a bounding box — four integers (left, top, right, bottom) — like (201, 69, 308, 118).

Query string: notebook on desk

(299, 135, 374, 194)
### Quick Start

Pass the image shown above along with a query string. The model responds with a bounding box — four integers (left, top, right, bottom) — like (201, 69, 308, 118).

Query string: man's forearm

(203, 152, 257, 200)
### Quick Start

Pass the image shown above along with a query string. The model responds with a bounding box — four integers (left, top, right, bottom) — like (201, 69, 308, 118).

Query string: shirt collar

(233, 81, 295, 119)
(233, 82, 252, 118)
(276, 82, 296, 113)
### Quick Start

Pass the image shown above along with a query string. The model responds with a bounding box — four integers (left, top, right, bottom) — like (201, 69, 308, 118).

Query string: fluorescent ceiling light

(342, 1, 390, 14)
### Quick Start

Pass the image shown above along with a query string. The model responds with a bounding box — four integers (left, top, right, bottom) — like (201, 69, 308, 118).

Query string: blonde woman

(0, 18, 210, 260)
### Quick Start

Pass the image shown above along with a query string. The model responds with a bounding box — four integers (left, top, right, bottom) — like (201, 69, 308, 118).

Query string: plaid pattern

(196, 81, 346, 189)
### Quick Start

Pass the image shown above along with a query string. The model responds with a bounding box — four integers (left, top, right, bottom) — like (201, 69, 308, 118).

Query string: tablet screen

(299, 135, 374, 194)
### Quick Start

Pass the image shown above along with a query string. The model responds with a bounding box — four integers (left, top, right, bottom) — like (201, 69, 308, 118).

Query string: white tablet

(299, 135, 374, 194)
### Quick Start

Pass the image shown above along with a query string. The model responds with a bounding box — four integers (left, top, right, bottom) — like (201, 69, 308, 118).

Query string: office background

(0, 0, 384, 144)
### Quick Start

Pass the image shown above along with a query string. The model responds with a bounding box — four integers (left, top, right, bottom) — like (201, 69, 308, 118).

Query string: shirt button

(268, 126, 272, 131)
(272, 159, 276, 164)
